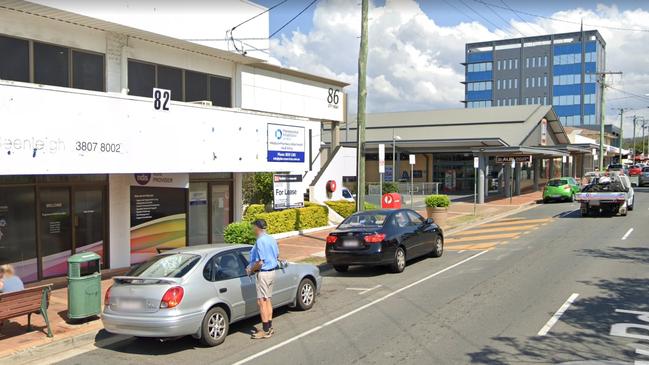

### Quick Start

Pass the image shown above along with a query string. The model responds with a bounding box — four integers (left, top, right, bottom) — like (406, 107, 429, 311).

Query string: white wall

(109, 174, 131, 269)
(28, 0, 270, 60)
(309, 147, 357, 203)
(238, 65, 346, 122)
(0, 81, 320, 175)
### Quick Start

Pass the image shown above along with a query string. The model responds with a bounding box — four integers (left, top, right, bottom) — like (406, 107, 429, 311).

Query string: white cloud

(269, 0, 649, 134)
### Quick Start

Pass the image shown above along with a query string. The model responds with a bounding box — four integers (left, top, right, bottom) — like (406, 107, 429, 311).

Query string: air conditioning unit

(189, 100, 212, 106)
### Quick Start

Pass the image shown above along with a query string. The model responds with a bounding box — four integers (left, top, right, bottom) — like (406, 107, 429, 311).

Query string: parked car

(341, 187, 355, 202)
(325, 209, 444, 274)
(640, 167, 649, 186)
(543, 177, 580, 202)
(102, 244, 321, 347)
(628, 165, 642, 176)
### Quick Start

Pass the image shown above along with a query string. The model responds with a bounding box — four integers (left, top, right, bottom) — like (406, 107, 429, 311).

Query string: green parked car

(543, 177, 581, 203)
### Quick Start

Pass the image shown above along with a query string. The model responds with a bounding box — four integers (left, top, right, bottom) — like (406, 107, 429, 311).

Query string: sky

(253, 0, 649, 135)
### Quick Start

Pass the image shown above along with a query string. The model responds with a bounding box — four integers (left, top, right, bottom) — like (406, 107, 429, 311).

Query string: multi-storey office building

(0, 1, 348, 282)
(464, 30, 606, 127)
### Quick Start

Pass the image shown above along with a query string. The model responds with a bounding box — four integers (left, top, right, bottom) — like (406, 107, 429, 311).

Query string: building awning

(470, 146, 568, 158)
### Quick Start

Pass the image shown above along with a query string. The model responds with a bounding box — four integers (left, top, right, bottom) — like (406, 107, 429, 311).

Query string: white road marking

(231, 250, 490, 365)
(359, 285, 381, 295)
(622, 228, 634, 240)
(537, 293, 579, 336)
(458, 250, 466, 253)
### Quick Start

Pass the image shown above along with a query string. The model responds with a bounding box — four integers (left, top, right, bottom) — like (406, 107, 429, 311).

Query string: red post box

(381, 193, 402, 209)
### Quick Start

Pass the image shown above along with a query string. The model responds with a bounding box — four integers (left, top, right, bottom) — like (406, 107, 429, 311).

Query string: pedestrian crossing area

(446, 217, 553, 251)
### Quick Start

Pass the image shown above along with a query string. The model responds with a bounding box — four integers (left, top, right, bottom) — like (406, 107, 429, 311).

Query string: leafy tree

(242, 172, 274, 205)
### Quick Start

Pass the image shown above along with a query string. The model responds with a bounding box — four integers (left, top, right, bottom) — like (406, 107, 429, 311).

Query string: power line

(498, 0, 541, 36)
(231, 0, 288, 32)
(442, 0, 478, 24)
(477, 0, 527, 37)
(473, 0, 649, 33)
(607, 85, 649, 102)
(457, 0, 512, 37)
(270, 0, 320, 38)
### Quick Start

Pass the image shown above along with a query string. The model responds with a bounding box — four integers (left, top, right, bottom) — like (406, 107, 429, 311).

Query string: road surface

(52, 187, 649, 365)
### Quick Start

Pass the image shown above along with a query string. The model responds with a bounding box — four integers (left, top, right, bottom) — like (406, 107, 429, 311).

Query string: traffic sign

(378, 144, 385, 173)
(409, 154, 415, 165)
(473, 156, 479, 168)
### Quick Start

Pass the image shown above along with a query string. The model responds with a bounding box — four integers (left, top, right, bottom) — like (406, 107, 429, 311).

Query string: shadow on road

(467, 247, 649, 364)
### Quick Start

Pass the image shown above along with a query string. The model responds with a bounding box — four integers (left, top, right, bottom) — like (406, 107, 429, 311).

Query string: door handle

(219, 288, 227, 293)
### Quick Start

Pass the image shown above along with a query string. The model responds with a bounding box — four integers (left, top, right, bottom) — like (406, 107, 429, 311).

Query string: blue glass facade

(550, 41, 599, 126)
(465, 51, 493, 108)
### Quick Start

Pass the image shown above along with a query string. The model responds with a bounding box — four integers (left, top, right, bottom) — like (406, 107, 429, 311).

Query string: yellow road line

(446, 242, 498, 251)
(446, 232, 521, 243)
(494, 217, 528, 222)
(452, 224, 540, 236)
(478, 218, 553, 228)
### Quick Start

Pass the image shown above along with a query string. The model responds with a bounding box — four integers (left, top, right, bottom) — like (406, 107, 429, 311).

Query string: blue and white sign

(267, 123, 306, 163)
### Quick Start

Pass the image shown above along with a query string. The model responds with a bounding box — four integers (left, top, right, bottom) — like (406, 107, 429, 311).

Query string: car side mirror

(424, 217, 434, 225)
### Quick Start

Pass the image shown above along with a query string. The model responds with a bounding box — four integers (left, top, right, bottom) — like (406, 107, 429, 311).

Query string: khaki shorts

(256, 271, 275, 299)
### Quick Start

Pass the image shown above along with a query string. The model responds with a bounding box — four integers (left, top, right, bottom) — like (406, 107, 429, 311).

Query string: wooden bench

(0, 284, 53, 337)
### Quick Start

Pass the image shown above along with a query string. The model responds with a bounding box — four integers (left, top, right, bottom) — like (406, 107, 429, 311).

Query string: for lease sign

(273, 174, 304, 210)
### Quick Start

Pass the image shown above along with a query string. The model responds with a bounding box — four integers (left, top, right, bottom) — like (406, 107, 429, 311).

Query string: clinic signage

(273, 174, 304, 210)
(496, 156, 531, 163)
(131, 173, 188, 188)
(267, 124, 306, 163)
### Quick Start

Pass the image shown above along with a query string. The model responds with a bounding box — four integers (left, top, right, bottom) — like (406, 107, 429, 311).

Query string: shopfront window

(188, 176, 233, 245)
(188, 183, 209, 245)
(157, 65, 183, 101)
(0, 187, 37, 282)
(40, 187, 72, 278)
(72, 51, 104, 92)
(34, 42, 70, 88)
(128, 60, 156, 98)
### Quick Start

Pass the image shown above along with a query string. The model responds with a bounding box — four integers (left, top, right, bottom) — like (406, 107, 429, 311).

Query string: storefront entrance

(0, 175, 107, 282)
(188, 173, 233, 245)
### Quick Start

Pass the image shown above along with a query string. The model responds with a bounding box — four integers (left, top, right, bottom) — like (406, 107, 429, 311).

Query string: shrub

(244, 204, 266, 221)
(242, 172, 273, 205)
(242, 203, 329, 234)
(325, 200, 356, 218)
(224, 221, 256, 244)
(325, 200, 378, 218)
(425, 194, 451, 208)
(382, 182, 399, 194)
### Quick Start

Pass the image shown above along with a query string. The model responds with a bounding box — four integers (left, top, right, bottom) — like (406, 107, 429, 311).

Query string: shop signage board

(540, 118, 548, 146)
(267, 124, 306, 163)
(496, 156, 531, 163)
(0, 82, 318, 174)
(273, 174, 304, 210)
(130, 173, 188, 188)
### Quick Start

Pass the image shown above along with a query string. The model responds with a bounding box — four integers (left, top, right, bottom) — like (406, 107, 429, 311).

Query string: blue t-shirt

(1, 276, 24, 293)
(250, 234, 279, 271)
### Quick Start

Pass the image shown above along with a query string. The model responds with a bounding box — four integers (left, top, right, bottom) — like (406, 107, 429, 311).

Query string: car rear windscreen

(547, 180, 567, 186)
(127, 253, 200, 278)
(340, 212, 389, 228)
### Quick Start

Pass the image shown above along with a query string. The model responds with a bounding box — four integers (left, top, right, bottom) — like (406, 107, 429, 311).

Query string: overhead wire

(473, 0, 649, 33)
(498, 0, 541, 35)
(457, 0, 512, 37)
(270, 0, 320, 38)
(478, 0, 527, 37)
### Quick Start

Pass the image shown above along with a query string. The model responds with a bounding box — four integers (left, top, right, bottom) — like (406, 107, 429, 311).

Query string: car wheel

(628, 199, 634, 211)
(333, 265, 348, 273)
(295, 278, 316, 311)
(390, 247, 406, 273)
(431, 235, 444, 258)
(569, 193, 575, 202)
(200, 307, 229, 347)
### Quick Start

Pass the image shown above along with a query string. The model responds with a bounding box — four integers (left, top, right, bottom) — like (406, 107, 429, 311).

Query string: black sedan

(325, 209, 444, 273)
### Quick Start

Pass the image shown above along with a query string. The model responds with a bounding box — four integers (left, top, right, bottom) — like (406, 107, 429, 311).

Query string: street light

(392, 133, 401, 183)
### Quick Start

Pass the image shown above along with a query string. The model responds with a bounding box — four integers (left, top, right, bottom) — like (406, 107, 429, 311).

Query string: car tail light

(160, 287, 184, 309)
(364, 233, 386, 243)
(326, 235, 337, 245)
(104, 285, 112, 306)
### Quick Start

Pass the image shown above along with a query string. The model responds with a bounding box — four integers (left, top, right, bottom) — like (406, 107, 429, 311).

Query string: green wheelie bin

(67, 252, 102, 321)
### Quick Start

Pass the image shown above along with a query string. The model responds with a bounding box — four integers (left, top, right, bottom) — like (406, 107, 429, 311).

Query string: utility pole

(596, 71, 622, 170)
(355, 0, 369, 212)
(632, 115, 637, 162)
(643, 119, 648, 157)
(617, 108, 625, 164)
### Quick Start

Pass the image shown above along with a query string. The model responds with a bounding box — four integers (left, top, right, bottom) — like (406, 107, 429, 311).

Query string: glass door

(211, 184, 231, 243)
(40, 187, 72, 278)
(73, 189, 105, 264)
(188, 183, 209, 245)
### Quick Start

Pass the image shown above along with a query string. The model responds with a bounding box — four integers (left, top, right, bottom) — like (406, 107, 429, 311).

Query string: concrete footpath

(0, 192, 540, 364)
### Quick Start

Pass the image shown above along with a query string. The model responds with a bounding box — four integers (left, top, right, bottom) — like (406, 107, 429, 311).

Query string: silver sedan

(102, 244, 321, 346)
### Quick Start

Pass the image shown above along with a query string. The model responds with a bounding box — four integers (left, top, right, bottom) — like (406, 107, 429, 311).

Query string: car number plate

(342, 239, 360, 248)
(118, 299, 144, 310)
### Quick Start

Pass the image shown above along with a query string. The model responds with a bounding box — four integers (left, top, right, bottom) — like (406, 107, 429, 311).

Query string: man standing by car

(247, 219, 279, 339)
